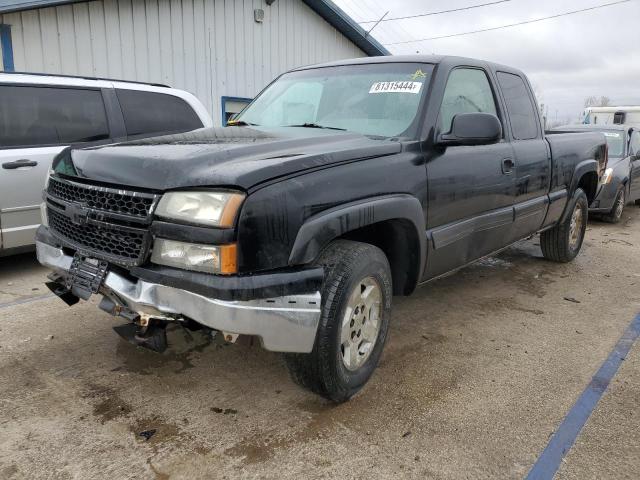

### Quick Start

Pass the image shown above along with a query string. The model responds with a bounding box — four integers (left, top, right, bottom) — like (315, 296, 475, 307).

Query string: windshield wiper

(282, 123, 346, 131)
(227, 120, 259, 126)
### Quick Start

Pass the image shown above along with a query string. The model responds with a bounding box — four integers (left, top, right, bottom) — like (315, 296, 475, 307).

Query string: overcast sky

(334, 0, 640, 125)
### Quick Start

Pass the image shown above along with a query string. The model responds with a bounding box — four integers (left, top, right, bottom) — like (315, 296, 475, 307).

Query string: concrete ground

(1, 208, 639, 480)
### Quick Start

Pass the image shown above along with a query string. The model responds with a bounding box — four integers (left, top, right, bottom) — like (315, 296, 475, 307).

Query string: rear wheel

(540, 188, 588, 263)
(284, 240, 392, 403)
(602, 187, 625, 223)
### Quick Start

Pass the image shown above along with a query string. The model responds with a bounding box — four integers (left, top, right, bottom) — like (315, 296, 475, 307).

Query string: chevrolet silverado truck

(37, 55, 607, 402)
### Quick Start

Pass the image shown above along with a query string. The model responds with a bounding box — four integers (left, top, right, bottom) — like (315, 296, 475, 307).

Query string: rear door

(0, 84, 110, 250)
(629, 130, 640, 201)
(495, 71, 551, 241)
(425, 66, 516, 279)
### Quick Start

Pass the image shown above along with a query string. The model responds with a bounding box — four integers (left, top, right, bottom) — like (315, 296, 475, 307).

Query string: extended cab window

(237, 63, 434, 138)
(497, 72, 539, 140)
(439, 68, 497, 133)
(116, 89, 203, 137)
(0, 86, 109, 147)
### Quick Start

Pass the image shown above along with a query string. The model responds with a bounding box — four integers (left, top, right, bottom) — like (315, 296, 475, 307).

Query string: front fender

(288, 194, 427, 276)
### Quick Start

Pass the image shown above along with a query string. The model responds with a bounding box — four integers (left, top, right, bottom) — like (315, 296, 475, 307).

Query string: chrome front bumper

(36, 241, 321, 353)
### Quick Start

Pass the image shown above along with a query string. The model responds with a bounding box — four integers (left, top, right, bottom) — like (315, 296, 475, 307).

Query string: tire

(284, 240, 392, 403)
(540, 188, 588, 263)
(635, 199, 640, 206)
(602, 187, 625, 224)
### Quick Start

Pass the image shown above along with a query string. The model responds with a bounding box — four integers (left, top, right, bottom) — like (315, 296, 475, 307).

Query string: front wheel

(284, 240, 392, 403)
(540, 188, 588, 263)
(602, 187, 625, 223)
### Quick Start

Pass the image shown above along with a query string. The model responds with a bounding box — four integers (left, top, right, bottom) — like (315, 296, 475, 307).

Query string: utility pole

(366, 11, 389, 37)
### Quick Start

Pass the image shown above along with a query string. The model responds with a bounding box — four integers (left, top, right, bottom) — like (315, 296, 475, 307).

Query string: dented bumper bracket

(36, 239, 322, 353)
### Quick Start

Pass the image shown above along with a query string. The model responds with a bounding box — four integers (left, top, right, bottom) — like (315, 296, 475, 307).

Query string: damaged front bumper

(36, 239, 322, 353)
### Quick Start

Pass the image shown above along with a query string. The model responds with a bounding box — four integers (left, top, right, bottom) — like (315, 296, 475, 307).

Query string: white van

(582, 106, 640, 127)
(0, 73, 213, 256)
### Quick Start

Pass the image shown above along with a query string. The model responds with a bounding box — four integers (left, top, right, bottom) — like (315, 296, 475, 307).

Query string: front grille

(45, 176, 159, 265)
(48, 176, 154, 218)
(48, 208, 148, 262)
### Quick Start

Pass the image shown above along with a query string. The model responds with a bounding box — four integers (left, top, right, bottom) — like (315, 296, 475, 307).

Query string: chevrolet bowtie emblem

(66, 203, 90, 225)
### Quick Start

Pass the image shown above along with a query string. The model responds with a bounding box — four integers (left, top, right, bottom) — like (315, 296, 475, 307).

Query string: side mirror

(437, 112, 502, 146)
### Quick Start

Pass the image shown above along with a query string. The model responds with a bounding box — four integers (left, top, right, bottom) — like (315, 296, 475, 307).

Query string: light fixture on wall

(254, 9, 265, 23)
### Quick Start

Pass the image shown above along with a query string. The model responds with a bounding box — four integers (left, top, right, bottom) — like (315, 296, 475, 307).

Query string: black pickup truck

(38, 55, 607, 402)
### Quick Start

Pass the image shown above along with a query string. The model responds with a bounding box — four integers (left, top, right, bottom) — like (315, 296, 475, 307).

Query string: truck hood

(54, 127, 402, 191)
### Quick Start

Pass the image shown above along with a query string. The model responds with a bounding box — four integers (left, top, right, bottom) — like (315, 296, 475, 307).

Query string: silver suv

(0, 72, 213, 256)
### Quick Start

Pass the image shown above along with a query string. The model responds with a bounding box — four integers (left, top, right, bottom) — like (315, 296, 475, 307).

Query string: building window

(221, 96, 252, 125)
(613, 111, 626, 124)
(1, 24, 15, 72)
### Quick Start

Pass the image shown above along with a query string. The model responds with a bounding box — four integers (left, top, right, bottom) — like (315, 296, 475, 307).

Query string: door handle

(502, 158, 515, 174)
(2, 159, 38, 169)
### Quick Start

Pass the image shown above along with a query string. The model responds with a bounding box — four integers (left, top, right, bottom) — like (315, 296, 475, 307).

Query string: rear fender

(569, 159, 598, 196)
(562, 159, 598, 223)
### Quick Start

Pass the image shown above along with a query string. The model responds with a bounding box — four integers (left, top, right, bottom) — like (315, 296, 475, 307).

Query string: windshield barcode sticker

(369, 81, 423, 94)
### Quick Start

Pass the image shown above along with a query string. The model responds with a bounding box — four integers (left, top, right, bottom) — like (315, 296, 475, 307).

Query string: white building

(0, 0, 388, 125)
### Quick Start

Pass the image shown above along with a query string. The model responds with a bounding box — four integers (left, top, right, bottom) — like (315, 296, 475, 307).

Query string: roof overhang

(0, 0, 85, 14)
(300, 0, 389, 56)
(0, 0, 389, 56)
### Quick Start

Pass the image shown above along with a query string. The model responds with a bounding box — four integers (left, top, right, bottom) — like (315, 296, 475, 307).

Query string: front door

(629, 130, 640, 201)
(425, 67, 515, 279)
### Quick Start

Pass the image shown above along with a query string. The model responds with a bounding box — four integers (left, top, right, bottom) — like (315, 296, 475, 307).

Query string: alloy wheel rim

(569, 203, 583, 249)
(340, 276, 382, 371)
(615, 191, 625, 218)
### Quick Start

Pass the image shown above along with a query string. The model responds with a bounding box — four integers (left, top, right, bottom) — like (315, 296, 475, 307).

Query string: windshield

(601, 131, 625, 157)
(237, 63, 433, 138)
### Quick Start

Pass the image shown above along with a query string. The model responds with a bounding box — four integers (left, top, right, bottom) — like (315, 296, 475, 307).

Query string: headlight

(155, 191, 245, 227)
(150, 238, 237, 274)
(601, 167, 614, 185)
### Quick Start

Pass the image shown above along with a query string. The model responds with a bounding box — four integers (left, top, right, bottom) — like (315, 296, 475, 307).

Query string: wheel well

(577, 171, 598, 204)
(338, 219, 421, 296)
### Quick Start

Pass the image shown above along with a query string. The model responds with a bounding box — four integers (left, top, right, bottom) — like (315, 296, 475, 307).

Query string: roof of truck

(291, 54, 524, 75)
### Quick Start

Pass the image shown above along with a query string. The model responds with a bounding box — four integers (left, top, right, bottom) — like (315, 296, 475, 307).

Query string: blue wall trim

(221, 96, 253, 126)
(0, 23, 14, 71)
(525, 313, 640, 480)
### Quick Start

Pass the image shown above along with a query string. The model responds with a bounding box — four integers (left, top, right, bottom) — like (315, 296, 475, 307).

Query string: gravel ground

(1, 207, 639, 479)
